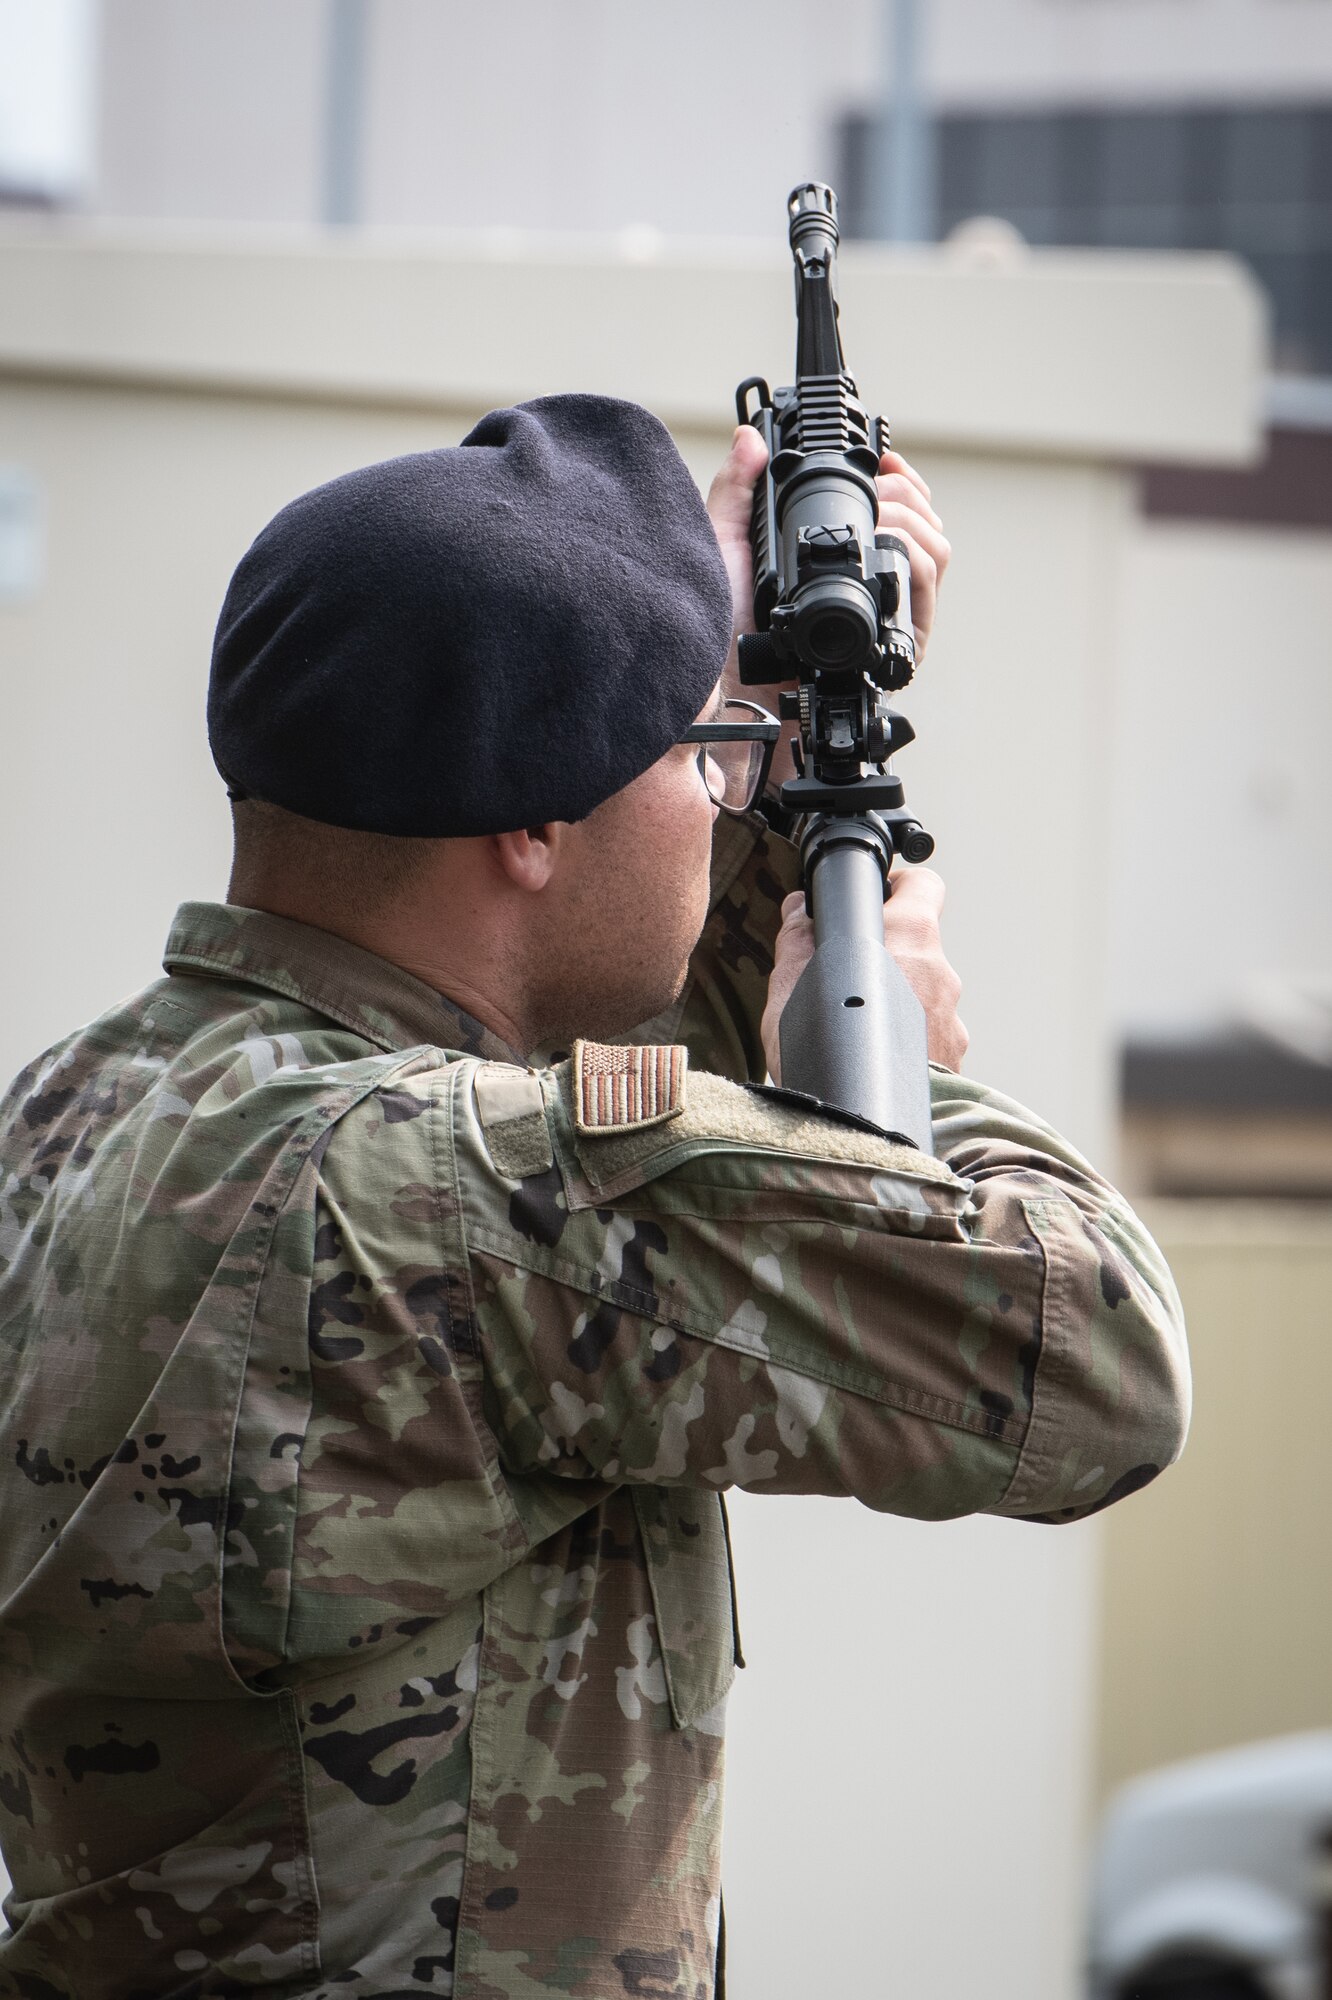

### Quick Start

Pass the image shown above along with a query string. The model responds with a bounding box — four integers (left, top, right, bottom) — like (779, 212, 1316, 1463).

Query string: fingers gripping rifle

(737, 182, 935, 1152)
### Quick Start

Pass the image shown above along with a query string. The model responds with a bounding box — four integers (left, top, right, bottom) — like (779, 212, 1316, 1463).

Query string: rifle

(736, 182, 935, 1153)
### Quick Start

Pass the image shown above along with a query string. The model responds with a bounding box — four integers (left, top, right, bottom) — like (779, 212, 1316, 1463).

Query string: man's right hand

(760, 867, 968, 1080)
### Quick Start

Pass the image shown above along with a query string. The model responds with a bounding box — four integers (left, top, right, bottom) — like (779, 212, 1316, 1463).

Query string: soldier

(0, 395, 1188, 1999)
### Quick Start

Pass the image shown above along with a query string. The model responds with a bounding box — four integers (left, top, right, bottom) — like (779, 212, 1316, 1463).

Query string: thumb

(706, 424, 769, 541)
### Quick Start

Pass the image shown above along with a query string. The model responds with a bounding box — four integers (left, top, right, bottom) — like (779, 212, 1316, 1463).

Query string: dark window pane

(1004, 203, 1061, 243)
(899, 100, 1331, 368)
(1226, 106, 1310, 205)
(977, 113, 1061, 213)
(1302, 249, 1332, 372)
(1103, 111, 1187, 211)
(1308, 108, 1332, 205)
(1181, 108, 1231, 246)
(938, 114, 987, 221)
(1101, 202, 1191, 249)
(1048, 205, 1099, 248)
(1225, 195, 1312, 256)
(1053, 112, 1100, 216)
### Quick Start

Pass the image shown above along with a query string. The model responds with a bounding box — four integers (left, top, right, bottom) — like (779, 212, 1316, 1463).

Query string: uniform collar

(163, 901, 519, 1063)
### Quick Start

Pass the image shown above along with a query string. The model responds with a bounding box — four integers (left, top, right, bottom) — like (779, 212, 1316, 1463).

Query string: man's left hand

(762, 866, 968, 1077)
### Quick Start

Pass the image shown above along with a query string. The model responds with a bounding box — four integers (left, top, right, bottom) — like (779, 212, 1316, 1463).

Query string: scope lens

(806, 610, 863, 666)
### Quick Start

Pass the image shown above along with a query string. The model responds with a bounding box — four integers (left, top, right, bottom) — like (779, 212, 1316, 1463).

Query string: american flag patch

(573, 1040, 688, 1135)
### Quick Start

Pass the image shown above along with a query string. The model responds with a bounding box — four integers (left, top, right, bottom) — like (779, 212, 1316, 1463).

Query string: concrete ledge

(0, 221, 1265, 463)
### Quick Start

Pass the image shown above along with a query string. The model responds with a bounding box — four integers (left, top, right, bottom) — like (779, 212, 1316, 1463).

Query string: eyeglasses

(680, 699, 780, 815)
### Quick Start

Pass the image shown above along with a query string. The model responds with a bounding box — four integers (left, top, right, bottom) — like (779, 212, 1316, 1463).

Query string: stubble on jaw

(522, 771, 712, 1050)
(521, 894, 699, 1052)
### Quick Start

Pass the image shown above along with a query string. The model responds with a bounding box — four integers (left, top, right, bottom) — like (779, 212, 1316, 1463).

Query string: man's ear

(491, 822, 565, 893)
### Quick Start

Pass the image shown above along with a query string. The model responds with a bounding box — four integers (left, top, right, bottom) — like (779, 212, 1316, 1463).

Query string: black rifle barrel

(789, 183, 846, 380)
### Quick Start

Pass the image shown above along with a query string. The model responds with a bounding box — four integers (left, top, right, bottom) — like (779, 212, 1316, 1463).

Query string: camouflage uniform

(0, 811, 1188, 1998)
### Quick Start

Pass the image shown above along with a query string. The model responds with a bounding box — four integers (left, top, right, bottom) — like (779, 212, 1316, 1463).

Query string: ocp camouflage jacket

(0, 812, 1189, 1999)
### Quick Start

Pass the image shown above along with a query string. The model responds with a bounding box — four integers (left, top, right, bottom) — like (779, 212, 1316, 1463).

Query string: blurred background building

(7, 0, 1330, 1200)
(2, 4, 1330, 1996)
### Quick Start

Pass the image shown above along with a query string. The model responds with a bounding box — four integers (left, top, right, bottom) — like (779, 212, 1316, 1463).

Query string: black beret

(207, 394, 732, 836)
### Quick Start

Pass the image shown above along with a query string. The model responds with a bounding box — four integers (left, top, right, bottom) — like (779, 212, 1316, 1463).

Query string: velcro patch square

(574, 1040, 688, 1135)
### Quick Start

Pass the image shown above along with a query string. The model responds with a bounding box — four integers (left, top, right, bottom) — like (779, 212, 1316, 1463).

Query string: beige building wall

(1108, 516, 1332, 1040)
(0, 226, 1264, 1143)
(89, 0, 881, 234)
(0, 228, 1261, 1998)
(1096, 1203, 1332, 1797)
(92, 0, 326, 224)
(86, 0, 1332, 237)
